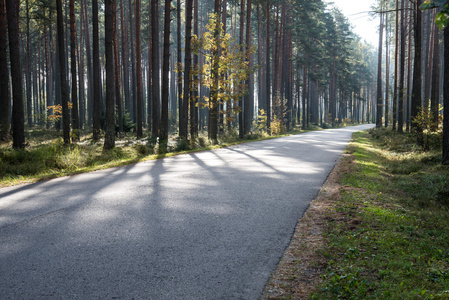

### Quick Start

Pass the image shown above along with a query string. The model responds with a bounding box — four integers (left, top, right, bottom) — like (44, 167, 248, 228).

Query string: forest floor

(261, 128, 449, 299)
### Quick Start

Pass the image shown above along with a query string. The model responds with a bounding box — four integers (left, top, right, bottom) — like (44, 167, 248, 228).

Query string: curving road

(0, 125, 373, 299)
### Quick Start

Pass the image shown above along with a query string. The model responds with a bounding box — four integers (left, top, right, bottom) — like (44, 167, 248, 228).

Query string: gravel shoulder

(261, 152, 355, 299)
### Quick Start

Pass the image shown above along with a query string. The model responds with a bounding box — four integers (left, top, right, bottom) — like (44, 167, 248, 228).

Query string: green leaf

(436, 4, 449, 29)
(420, 0, 448, 10)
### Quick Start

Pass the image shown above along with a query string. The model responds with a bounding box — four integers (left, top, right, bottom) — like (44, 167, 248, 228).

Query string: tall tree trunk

(193, 0, 199, 137)
(376, 2, 384, 128)
(82, 0, 93, 126)
(238, 0, 245, 138)
(113, 0, 122, 134)
(181, 0, 193, 140)
(177, 0, 182, 137)
(385, 9, 389, 128)
(104, 0, 116, 150)
(77, 10, 85, 129)
(135, 0, 143, 137)
(411, 0, 423, 144)
(25, 0, 32, 127)
(393, 0, 399, 131)
(92, 0, 101, 140)
(147, 0, 152, 129)
(398, 0, 406, 133)
(70, 0, 79, 141)
(56, 0, 70, 145)
(243, 0, 252, 135)
(6, 0, 24, 148)
(266, 0, 270, 132)
(129, 0, 137, 122)
(159, 0, 171, 149)
(209, 0, 221, 142)
(151, 0, 160, 138)
(120, 0, 130, 122)
(430, 20, 439, 132)
(443, 26, 449, 164)
(0, 0, 9, 141)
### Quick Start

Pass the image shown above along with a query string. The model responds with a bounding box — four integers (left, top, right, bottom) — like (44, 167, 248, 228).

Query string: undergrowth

(313, 128, 449, 299)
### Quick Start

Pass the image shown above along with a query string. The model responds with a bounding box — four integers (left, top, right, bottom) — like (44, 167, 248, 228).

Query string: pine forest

(0, 0, 448, 163)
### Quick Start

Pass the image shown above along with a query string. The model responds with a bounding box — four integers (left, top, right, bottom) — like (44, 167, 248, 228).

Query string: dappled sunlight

(0, 126, 369, 298)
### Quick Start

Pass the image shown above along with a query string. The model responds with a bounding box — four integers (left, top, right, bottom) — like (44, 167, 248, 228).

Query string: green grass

(313, 128, 449, 299)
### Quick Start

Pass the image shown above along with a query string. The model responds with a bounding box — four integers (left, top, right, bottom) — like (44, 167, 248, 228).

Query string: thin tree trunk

(393, 0, 399, 131)
(385, 9, 389, 128)
(151, 0, 160, 138)
(177, 0, 182, 137)
(430, 18, 440, 132)
(147, 0, 152, 129)
(129, 0, 137, 122)
(104, 0, 116, 150)
(243, 0, 252, 135)
(376, 2, 384, 128)
(92, 0, 101, 140)
(113, 0, 122, 134)
(193, 0, 199, 137)
(181, 0, 193, 140)
(135, 0, 143, 137)
(120, 0, 130, 120)
(398, 0, 405, 133)
(70, 0, 79, 141)
(56, 0, 70, 144)
(25, 0, 32, 127)
(209, 0, 221, 142)
(159, 0, 171, 149)
(238, 0, 245, 138)
(82, 0, 93, 126)
(443, 26, 449, 164)
(266, 0, 270, 132)
(0, 0, 9, 141)
(411, 0, 423, 144)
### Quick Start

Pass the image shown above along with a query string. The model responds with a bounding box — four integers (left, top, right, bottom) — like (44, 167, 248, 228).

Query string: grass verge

(313, 128, 449, 299)
(262, 127, 449, 300)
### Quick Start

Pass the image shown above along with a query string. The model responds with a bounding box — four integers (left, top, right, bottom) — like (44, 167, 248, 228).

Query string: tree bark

(135, 0, 143, 137)
(238, 0, 245, 138)
(209, 0, 221, 142)
(392, 0, 399, 131)
(177, 0, 182, 137)
(376, 2, 384, 128)
(266, 0, 270, 132)
(70, 0, 79, 141)
(159, 0, 171, 148)
(430, 16, 439, 132)
(443, 26, 449, 164)
(151, 0, 160, 138)
(398, 0, 406, 133)
(244, 0, 252, 135)
(92, 0, 101, 140)
(6, 0, 24, 148)
(0, 0, 9, 141)
(411, 0, 422, 144)
(56, 0, 70, 145)
(120, 0, 130, 124)
(25, 0, 32, 127)
(181, 0, 193, 140)
(104, 0, 116, 150)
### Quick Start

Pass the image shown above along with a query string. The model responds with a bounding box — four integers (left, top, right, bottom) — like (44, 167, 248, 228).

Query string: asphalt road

(0, 125, 373, 299)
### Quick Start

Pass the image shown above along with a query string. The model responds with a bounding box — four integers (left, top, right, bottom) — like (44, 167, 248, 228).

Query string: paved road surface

(0, 125, 373, 299)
